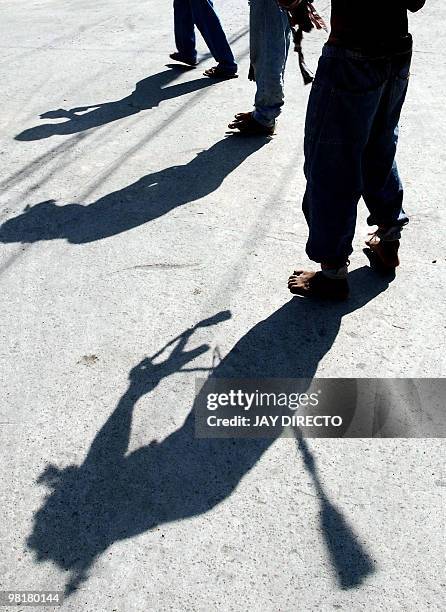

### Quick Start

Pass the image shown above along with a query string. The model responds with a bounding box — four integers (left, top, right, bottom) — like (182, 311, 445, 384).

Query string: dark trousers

(173, 0, 237, 71)
(303, 42, 412, 266)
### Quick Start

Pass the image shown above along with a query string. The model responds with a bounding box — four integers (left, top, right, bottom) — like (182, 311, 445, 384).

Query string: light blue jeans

(249, 0, 291, 127)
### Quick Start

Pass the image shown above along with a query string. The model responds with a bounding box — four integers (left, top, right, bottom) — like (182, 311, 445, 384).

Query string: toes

(288, 269, 311, 295)
(288, 271, 304, 281)
(288, 284, 303, 295)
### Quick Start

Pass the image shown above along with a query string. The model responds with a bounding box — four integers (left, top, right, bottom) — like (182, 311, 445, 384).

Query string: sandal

(203, 65, 238, 80)
(365, 231, 400, 269)
(228, 112, 275, 136)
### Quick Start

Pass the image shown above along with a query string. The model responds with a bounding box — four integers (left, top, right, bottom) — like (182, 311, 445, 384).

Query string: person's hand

(278, 0, 327, 33)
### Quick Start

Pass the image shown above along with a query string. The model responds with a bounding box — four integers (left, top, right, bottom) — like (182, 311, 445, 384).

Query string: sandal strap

(204, 66, 237, 77)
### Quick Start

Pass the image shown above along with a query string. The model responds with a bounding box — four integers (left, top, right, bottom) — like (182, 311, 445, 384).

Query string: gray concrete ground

(0, 0, 445, 610)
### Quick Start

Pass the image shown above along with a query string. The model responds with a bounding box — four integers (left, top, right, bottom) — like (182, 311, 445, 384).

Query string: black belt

(327, 33, 413, 56)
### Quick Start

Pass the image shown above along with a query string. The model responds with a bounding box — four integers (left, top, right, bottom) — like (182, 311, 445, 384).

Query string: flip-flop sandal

(203, 66, 238, 79)
(228, 112, 274, 136)
(169, 52, 198, 67)
(365, 232, 400, 268)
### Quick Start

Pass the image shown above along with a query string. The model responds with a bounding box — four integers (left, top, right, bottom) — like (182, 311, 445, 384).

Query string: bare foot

(288, 270, 349, 300)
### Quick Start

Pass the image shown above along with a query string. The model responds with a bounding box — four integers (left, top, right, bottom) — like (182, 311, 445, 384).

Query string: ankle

(320, 261, 349, 280)
(376, 225, 402, 241)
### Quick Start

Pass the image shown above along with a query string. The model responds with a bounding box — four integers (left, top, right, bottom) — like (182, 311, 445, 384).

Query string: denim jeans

(173, 0, 237, 72)
(249, 0, 291, 127)
(303, 42, 412, 266)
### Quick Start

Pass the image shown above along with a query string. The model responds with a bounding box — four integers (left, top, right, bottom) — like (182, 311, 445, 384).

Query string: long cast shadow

(28, 267, 385, 595)
(0, 135, 268, 244)
(296, 437, 375, 588)
(15, 66, 215, 141)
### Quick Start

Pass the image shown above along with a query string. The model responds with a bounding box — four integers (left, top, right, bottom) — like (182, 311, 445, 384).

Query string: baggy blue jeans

(173, 0, 237, 72)
(249, 0, 291, 127)
(303, 42, 412, 266)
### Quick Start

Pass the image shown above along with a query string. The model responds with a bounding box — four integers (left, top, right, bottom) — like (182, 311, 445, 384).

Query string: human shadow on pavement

(15, 65, 214, 141)
(28, 267, 385, 595)
(0, 135, 268, 245)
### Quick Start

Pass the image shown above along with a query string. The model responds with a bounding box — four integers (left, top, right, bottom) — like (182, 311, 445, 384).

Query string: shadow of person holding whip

(28, 267, 386, 596)
(28, 310, 231, 594)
